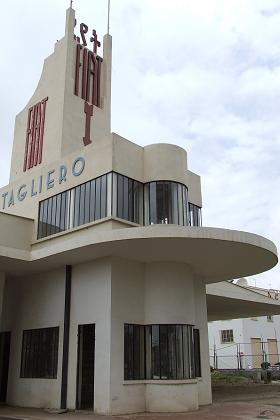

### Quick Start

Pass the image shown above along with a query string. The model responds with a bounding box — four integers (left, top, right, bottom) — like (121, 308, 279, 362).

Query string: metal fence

(210, 341, 280, 370)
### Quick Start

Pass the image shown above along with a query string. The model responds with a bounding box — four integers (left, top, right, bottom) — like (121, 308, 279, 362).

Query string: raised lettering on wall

(74, 23, 103, 147)
(74, 45, 102, 107)
(23, 97, 48, 172)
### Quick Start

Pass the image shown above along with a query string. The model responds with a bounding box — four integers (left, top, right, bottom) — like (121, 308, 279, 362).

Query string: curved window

(145, 181, 188, 226)
(124, 324, 201, 380)
(188, 203, 202, 227)
(37, 173, 201, 239)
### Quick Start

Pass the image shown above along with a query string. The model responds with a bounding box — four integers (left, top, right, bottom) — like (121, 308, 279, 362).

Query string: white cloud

(1, 0, 280, 289)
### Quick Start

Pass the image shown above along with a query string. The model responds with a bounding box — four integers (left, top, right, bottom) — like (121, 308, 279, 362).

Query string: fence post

(237, 343, 240, 370)
(214, 344, 217, 369)
(262, 341, 267, 363)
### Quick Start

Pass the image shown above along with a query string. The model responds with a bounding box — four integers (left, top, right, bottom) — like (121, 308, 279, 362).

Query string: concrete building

(208, 280, 280, 370)
(0, 7, 279, 414)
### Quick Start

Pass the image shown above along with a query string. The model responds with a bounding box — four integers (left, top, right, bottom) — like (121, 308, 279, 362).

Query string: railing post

(237, 343, 240, 370)
(214, 344, 217, 369)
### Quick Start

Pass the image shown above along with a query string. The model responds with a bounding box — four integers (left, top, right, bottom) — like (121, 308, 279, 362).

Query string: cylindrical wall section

(144, 144, 188, 184)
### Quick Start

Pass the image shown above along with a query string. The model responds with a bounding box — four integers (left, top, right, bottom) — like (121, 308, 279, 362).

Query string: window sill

(123, 379, 198, 385)
(33, 216, 141, 244)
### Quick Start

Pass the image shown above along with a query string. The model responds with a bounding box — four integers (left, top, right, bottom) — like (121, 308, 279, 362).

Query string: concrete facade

(0, 6, 278, 415)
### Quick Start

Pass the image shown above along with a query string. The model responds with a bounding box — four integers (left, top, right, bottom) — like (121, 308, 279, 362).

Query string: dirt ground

(1, 383, 280, 420)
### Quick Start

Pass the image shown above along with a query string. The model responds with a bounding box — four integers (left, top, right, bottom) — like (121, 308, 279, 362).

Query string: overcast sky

(1, 0, 280, 289)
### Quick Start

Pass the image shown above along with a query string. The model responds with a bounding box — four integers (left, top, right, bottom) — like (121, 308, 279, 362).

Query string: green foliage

(211, 370, 249, 384)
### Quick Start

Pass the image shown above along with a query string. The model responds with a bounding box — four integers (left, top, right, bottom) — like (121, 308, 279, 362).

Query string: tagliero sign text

(2, 156, 85, 210)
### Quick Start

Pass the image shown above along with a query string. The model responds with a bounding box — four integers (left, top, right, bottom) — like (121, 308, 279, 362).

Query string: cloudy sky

(1, 0, 280, 289)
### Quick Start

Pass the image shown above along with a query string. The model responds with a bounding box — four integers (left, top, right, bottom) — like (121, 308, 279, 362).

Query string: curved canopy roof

(0, 213, 277, 283)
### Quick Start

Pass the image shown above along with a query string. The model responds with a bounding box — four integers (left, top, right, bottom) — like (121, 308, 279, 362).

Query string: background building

(208, 279, 280, 370)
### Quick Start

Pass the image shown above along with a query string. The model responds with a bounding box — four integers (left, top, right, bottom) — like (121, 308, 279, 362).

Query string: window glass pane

(89, 179, 96, 222)
(50, 195, 57, 235)
(189, 327, 195, 378)
(144, 184, 150, 225)
(138, 183, 144, 224)
(221, 329, 234, 343)
(133, 325, 140, 379)
(124, 323, 197, 381)
(123, 177, 129, 220)
(145, 325, 152, 379)
(139, 326, 145, 380)
(68, 190, 74, 229)
(128, 179, 133, 222)
(84, 181, 91, 224)
(124, 324, 131, 380)
(176, 325, 183, 379)
(188, 203, 202, 226)
(183, 325, 191, 379)
(146, 182, 188, 226)
(198, 207, 202, 226)
(55, 194, 61, 234)
(111, 173, 117, 217)
(117, 174, 124, 218)
(171, 184, 179, 225)
(151, 325, 160, 379)
(160, 325, 168, 379)
(46, 197, 53, 237)
(106, 173, 112, 217)
(182, 186, 188, 226)
(38, 175, 195, 238)
(20, 327, 59, 379)
(168, 325, 177, 379)
(156, 182, 166, 224)
(38, 202, 44, 239)
(95, 177, 101, 220)
(166, 183, 173, 223)
(59, 192, 66, 232)
(189, 203, 193, 226)
(194, 329, 201, 377)
(100, 175, 107, 219)
(177, 184, 183, 225)
(134, 181, 142, 224)
(44, 199, 50, 237)
(79, 184, 86, 226)
(149, 183, 157, 224)
(41, 200, 48, 238)
(194, 205, 198, 226)
(73, 186, 81, 228)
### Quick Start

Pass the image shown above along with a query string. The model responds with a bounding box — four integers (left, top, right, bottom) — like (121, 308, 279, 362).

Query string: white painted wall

(242, 316, 280, 343)
(145, 382, 198, 412)
(108, 259, 205, 414)
(144, 262, 195, 325)
(2, 269, 65, 408)
(105, 258, 208, 414)
(110, 258, 146, 414)
(67, 258, 112, 413)
(208, 319, 244, 369)
(208, 316, 280, 369)
(194, 279, 212, 406)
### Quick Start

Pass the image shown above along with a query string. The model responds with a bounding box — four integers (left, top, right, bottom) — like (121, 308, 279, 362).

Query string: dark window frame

(145, 181, 189, 226)
(20, 327, 59, 379)
(124, 323, 201, 381)
(37, 172, 200, 240)
(220, 329, 234, 344)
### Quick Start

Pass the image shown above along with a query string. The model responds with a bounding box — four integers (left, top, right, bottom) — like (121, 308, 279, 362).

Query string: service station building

(0, 8, 278, 414)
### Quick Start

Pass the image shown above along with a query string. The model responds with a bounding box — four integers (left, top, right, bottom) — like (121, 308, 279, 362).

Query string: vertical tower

(9, 7, 112, 183)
